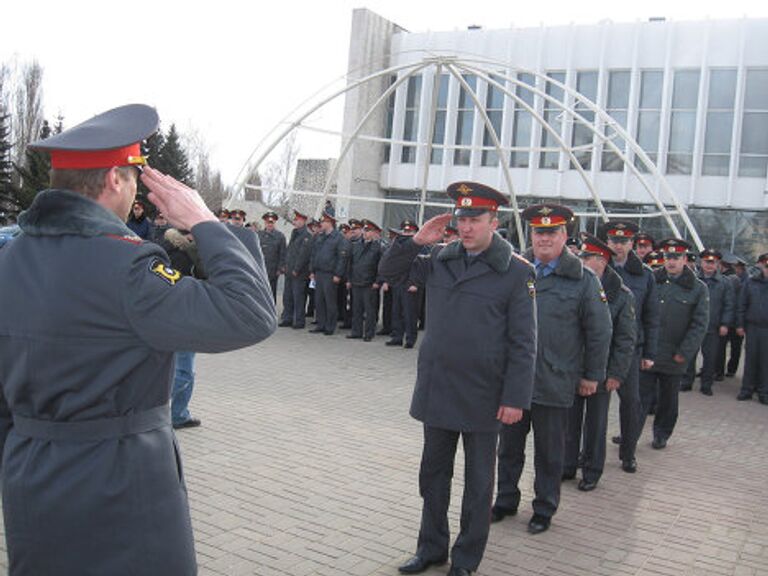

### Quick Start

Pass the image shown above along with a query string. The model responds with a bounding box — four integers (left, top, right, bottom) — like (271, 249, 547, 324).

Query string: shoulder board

(104, 233, 143, 245)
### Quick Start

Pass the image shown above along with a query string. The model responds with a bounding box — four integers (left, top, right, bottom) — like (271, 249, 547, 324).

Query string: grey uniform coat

(378, 233, 537, 432)
(285, 225, 313, 279)
(611, 251, 659, 359)
(525, 247, 613, 407)
(0, 189, 277, 576)
(652, 267, 709, 374)
(310, 229, 349, 277)
(601, 265, 638, 387)
(257, 228, 287, 279)
(348, 239, 382, 286)
(699, 271, 735, 333)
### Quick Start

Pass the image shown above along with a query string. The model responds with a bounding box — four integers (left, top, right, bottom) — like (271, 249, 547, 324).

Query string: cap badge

(541, 216, 551, 225)
(538, 206, 553, 215)
(457, 184, 473, 195)
(615, 230, 625, 237)
(460, 198, 473, 207)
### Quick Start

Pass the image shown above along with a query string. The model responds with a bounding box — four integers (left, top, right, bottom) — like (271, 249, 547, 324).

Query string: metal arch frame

(236, 54, 704, 249)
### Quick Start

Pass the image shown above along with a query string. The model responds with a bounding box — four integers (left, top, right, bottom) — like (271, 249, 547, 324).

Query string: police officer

(386, 220, 422, 349)
(229, 208, 247, 227)
(279, 209, 313, 329)
(601, 220, 659, 474)
(736, 253, 768, 404)
(346, 219, 383, 341)
(257, 211, 287, 302)
(309, 210, 349, 335)
(564, 233, 636, 491)
(0, 104, 277, 575)
(638, 239, 708, 449)
(717, 256, 748, 378)
(380, 182, 536, 576)
(634, 232, 655, 261)
(681, 249, 734, 395)
(493, 204, 612, 534)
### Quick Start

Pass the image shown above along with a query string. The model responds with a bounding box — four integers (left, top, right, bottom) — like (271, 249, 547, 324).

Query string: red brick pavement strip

(0, 327, 766, 575)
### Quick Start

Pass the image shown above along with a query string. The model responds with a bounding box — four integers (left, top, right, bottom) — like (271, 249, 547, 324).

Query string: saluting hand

(497, 406, 523, 425)
(141, 167, 216, 231)
(413, 213, 453, 246)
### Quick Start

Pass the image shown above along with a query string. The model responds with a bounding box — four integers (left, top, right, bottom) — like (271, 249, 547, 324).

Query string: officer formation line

(0, 104, 766, 576)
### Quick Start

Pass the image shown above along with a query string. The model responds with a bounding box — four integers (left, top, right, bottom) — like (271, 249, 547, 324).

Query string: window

(454, 75, 477, 165)
(482, 74, 505, 167)
(739, 69, 768, 178)
(702, 69, 737, 176)
(383, 75, 396, 163)
(571, 71, 598, 170)
(401, 75, 422, 164)
(430, 74, 450, 164)
(510, 73, 535, 168)
(635, 70, 663, 172)
(539, 72, 566, 169)
(601, 70, 631, 172)
(667, 69, 700, 175)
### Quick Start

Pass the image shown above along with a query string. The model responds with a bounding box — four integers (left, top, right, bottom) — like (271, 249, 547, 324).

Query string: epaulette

(104, 233, 143, 245)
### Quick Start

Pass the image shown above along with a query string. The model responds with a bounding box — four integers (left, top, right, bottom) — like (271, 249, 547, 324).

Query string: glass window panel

(405, 76, 422, 107)
(486, 77, 505, 109)
(510, 112, 531, 168)
(482, 110, 503, 166)
(667, 153, 693, 175)
(607, 71, 631, 109)
(544, 72, 566, 100)
(637, 112, 661, 151)
(457, 75, 477, 108)
(668, 111, 696, 152)
(704, 112, 733, 154)
(738, 156, 768, 177)
(384, 75, 396, 163)
(708, 69, 737, 109)
(436, 74, 449, 108)
(743, 69, 768, 110)
(430, 111, 446, 164)
(401, 146, 416, 163)
(672, 70, 700, 109)
(639, 70, 663, 108)
(576, 71, 598, 103)
(702, 155, 730, 176)
(740, 112, 768, 154)
(454, 110, 473, 165)
(607, 110, 628, 129)
(516, 73, 535, 106)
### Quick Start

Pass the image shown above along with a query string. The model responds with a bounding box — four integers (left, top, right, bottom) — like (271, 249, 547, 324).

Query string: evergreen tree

(137, 130, 165, 201)
(13, 120, 51, 209)
(0, 113, 19, 217)
(160, 124, 192, 186)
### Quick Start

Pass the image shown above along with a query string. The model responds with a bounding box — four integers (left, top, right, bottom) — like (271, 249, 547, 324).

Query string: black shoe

(680, 385, 692, 392)
(173, 418, 201, 430)
(363, 336, 372, 342)
(611, 435, 622, 445)
(527, 514, 551, 534)
(701, 388, 713, 396)
(490, 505, 517, 523)
(737, 390, 753, 401)
(309, 328, 324, 333)
(622, 458, 637, 473)
(561, 469, 576, 481)
(376, 329, 390, 336)
(759, 397, 768, 406)
(323, 331, 335, 336)
(278, 320, 292, 327)
(386, 339, 403, 346)
(447, 567, 472, 576)
(398, 555, 448, 574)
(714, 374, 725, 382)
(578, 479, 598, 492)
(651, 437, 667, 450)
(346, 334, 362, 339)
(726, 372, 736, 378)
(404, 342, 415, 349)
(292, 324, 305, 329)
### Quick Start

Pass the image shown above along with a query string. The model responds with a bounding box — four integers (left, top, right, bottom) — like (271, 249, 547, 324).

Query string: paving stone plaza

(1, 323, 766, 575)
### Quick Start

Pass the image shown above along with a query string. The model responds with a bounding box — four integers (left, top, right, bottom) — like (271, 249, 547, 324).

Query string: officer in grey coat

(681, 249, 734, 395)
(639, 238, 709, 449)
(564, 234, 636, 491)
(380, 182, 536, 576)
(602, 220, 659, 473)
(280, 209, 313, 328)
(257, 211, 287, 302)
(346, 219, 383, 341)
(736, 253, 768, 404)
(309, 210, 349, 335)
(0, 104, 277, 576)
(493, 203, 612, 535)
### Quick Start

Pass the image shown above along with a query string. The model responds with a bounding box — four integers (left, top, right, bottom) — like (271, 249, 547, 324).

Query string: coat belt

(12, 405, 170, 442)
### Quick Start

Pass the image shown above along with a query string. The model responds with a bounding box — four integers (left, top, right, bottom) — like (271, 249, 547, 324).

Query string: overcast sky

(2, 0, 766, 186)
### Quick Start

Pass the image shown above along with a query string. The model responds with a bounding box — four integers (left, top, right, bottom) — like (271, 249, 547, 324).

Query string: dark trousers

(281, 274, 308, 328)
(717, 328, 744, 376)
(268, 276, 278, 303)
(639, 371, 681, 442)
(305, 281, 315, 317)
(616, 352, 642, 462)
(381, 288, 392, 334)
(351, 285, 377, 339)
(416, 425, 496, 572)
(314, 272, 338, 334)
(564, 391, 610, 483)
(683, 332, 718, 391)
(391, 285, 418, 345)
(337, 281, 351, 327)
(496, 403, 568, 518)
(741, 325, 768, 399)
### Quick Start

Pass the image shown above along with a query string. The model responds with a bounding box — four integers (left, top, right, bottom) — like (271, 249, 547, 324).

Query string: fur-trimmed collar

(654, 265, 696, 290)
(523, 245, 583, 280)
(610, 249, 646, 276)
(601, 264, 624, 302)
(18, 189, 137, 239)
(437, 232, 515, 273)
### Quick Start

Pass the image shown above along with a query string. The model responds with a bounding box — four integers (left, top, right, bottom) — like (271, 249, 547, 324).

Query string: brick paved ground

(1, 325, 767, 575)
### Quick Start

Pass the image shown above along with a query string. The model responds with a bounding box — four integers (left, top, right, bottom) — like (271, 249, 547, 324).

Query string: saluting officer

(639, 239, 709, 449)
(257, 211, 287, 302)
(600, 220, 659, 474)
(280, 209, 313, 329)
(564, 233, 636, 491)
(0, 104, 277, 575)
(736, 253, 768, 404)
(493, 204, 612, 534)
(380, 182, 536, 576)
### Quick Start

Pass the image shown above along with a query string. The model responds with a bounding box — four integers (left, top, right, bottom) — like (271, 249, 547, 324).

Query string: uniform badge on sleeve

(527, 279, 536, 298)
(149, 258, 182, 285)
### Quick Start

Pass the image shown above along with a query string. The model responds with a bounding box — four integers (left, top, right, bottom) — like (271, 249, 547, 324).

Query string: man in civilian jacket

(380, 182, 536, 576)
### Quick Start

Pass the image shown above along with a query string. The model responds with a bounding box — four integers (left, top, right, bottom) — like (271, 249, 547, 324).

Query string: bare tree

(259, 131, 300, 216)
(12, 60, 44, 168)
